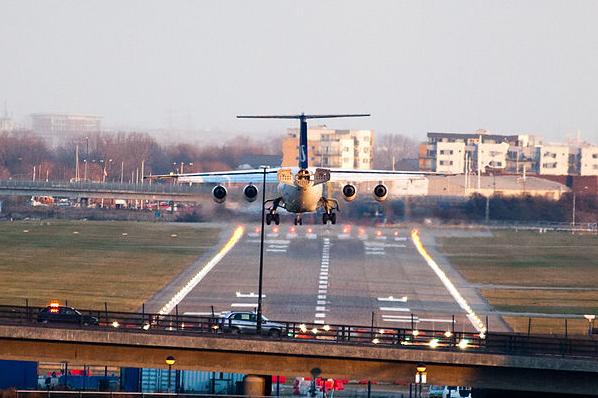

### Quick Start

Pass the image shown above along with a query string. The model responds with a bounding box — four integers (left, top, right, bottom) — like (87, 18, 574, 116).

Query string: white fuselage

(278, 182, 323, 213)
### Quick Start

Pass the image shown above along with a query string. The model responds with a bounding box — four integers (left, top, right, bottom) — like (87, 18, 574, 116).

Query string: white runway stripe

(379, 307, 411, 312)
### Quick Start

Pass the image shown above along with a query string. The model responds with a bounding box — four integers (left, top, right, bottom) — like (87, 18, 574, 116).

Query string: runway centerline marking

(158, 226, 245, 315)
(314, 237, 331, 323)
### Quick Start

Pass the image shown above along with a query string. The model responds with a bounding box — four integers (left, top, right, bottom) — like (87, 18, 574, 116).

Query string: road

(155, 223, 509, 333)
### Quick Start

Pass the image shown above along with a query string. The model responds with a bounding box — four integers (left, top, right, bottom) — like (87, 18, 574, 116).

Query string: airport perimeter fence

(1, 305, 598, 360)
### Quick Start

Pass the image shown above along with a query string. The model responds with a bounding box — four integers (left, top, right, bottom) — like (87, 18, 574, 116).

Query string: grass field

(439, 230, 598, 334)
(0, 220, 220, 311)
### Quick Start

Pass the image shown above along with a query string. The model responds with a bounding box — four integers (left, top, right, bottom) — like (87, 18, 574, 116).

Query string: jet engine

(342, 184, 357, 202)
(373, 184, 388, 202)
(212, 185, 227, 203)
(243, 184, 258, 202)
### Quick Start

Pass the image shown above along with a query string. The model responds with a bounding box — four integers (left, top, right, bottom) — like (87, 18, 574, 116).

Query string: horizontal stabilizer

(237, 114, 370, 120)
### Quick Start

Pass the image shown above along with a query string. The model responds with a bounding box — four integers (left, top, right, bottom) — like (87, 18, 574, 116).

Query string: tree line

(0, 130, 418, 182)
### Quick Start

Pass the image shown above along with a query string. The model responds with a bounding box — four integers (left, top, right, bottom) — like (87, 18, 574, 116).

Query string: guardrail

(15, 392, 270, 398)
(1, 305, 597, 360)
(0, 180, 206, 195)
(486, 220, 598, 233)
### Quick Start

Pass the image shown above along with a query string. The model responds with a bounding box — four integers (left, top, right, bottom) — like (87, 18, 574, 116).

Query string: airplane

(148, 113, 429, 225)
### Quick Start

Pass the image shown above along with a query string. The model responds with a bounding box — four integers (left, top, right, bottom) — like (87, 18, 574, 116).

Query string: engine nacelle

(243, 184, 258, 202)
(373, 184, 388, 202)
(342, 184, 357, 202)
(212, 185, 227, 203)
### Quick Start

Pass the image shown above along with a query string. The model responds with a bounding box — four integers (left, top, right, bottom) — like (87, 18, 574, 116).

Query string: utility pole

(120, 161, 124, 184)
(572, 192, 576, 226)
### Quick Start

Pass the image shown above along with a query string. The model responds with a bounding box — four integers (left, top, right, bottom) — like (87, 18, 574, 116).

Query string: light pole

(256, 166, 268, 335)
(165, 356, 176, 393)
(584, 315, 595, 336)
(414, 364, 427, 398)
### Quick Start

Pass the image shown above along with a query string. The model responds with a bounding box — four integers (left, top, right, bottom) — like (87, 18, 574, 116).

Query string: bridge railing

(0, 180, 207, 194)
(0, 305, 597, 359)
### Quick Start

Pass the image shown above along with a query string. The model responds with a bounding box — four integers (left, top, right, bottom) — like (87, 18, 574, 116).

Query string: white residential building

(282, 127, 374, 169)
(477, 142, 509, 170)
(536, 145, 569, 175)
(579, 146, 598, 176)
(435, 141, 466, 173)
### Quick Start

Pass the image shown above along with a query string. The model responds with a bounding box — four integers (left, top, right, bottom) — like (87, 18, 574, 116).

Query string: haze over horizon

(2, 1, 598, 143)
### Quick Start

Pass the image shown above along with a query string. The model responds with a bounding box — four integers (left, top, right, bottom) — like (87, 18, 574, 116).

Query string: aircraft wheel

(274, 213, 280, 225)
(299, 218, 303, 225)
(266, 214, 272, 225)
(322, 213, 329, 224)
(330, 213, 337, 224)
(294, 218, 298, 226)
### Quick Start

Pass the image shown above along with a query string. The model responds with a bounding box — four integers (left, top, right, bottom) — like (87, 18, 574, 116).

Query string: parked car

(37, 305, 99, 326)
(428, 385, 445, 398)
(219, 311, 286, 337)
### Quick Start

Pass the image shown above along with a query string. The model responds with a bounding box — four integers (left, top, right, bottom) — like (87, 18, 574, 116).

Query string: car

(428, 385, 445, 398)
(442, 386, 472, 398)
(37, 304, 99, 326)
(218, 311, 286, 337)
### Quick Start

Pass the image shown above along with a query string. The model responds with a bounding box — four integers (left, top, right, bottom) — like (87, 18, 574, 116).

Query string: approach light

(458, 339, 469, 350)
(142, 323, 151, 331)
(112, 321, 120, 328)
(372, 338, 380, 344)
(299, 324, 308, 333)
(311, 327, 318, 334)
(323, 325, 331, 331)
(429, 338, 440, 348)
(444, 330, 453, 338)
(479, 332, 486, 339)
(412, 330, 420, 337)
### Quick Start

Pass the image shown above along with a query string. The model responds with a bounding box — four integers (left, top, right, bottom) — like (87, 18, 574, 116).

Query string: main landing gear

(294, 215, 303, 225)
(265, 212, 280, 225)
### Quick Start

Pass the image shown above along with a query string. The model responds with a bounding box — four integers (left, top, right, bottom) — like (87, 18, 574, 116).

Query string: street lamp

(584, 315, 595, 336)
(256, 166, 268, 335)
(165, 356, 176, 392)
(413, 364, 427, 398)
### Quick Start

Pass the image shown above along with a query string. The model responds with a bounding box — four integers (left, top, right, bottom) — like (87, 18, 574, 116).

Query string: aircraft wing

(327, 168, 434, 182)
(148, 168, 280, 184)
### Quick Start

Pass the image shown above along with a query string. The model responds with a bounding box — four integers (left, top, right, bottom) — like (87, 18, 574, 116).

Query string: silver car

(219, 311, 286, 337)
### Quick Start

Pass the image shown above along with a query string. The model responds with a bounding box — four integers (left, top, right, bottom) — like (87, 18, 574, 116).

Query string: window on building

(439, 150, 454, 155)
(592, 153, 598, 159)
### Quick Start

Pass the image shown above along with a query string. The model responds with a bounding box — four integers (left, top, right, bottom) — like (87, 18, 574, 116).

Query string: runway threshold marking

(411, 229, 486, 334)
(158, 225, 245, 315)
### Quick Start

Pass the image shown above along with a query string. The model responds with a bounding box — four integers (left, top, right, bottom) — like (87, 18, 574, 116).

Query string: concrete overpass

(0, 180, 209, 202)
(1, 323, 597, 396)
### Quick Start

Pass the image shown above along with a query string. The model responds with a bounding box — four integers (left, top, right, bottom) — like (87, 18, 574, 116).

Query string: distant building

(578, 145, 598, 176)
(282, 126, 373, 169)
(419, 131, 521, 174)
(0, 117, 14, 132)
(427, 175, 570, 200)
(535, 144, 569, 175)
(31, 113, 102, 143)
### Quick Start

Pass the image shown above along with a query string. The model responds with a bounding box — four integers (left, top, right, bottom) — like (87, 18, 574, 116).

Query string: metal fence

(0, 180, 206, 195)
(1, 305, 597, 360)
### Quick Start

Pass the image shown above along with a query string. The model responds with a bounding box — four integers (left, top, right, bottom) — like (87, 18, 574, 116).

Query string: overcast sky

(2, 1, 598, 142)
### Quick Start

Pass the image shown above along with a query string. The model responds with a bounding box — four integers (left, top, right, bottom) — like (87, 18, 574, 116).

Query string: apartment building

(282, 126, 373, 169)
(578, 146, 598, 176)
(535, 145, 569, 175)
(31, 113, 102, 144)
(419, 131, 519, 173)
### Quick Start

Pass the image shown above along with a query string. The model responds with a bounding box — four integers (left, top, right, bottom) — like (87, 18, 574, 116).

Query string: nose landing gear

(322, 212, 336, 225)
(294, 215, 303, 225)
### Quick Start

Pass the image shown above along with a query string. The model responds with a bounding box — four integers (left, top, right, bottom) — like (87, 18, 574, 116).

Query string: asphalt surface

(163, 223, 510, 333)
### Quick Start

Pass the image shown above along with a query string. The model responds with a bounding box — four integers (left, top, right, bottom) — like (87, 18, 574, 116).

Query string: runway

(171, 223, 509, 333)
